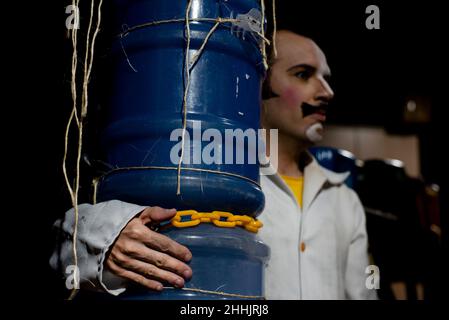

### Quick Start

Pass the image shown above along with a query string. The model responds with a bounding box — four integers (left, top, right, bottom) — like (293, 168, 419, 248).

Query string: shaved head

(262, 30, 334, 145)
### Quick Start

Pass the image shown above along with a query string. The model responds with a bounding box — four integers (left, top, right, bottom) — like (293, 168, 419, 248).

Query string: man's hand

(105, 207, 192, 291)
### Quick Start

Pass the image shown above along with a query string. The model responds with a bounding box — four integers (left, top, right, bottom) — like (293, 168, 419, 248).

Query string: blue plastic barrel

(97, 0, 266, 216)
(95, 0, 269, 299)
(309, 146, 358, 189)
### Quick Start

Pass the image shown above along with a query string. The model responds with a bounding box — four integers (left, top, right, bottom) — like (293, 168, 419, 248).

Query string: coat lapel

(302, 159, 328, 211)
(302, 153, 351, 211)
(261, 151, 350, 212)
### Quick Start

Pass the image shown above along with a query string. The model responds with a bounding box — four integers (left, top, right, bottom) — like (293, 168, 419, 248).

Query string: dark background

(15, 0, 446, 300)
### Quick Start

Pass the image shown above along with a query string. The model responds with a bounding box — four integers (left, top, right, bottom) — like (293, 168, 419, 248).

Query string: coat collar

(263, 151, 350, 210)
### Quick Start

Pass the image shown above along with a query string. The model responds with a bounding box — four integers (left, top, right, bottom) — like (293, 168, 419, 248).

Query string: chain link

(170, 210, 263, 233)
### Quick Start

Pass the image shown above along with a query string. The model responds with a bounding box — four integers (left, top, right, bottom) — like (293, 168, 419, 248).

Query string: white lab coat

(50, 156, 377, 299)
(259, 157, 377, 299)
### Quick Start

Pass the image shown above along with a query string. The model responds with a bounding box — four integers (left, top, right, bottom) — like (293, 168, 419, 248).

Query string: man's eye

(295, 71, 311, 80)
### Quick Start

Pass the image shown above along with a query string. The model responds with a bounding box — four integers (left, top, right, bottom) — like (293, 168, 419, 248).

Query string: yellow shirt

(280, 175, 304, 208)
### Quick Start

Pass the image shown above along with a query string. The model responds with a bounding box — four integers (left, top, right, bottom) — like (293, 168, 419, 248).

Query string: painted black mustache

(301, 102, 328, 117)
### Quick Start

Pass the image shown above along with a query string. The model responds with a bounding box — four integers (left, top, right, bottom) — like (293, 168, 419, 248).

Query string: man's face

(262, 31, 334, 143)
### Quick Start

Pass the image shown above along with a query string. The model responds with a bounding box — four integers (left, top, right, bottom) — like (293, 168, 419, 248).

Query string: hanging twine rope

(63, 0, 104, 300)
(260, 0, 269, 70)
(163, 286, 264, 299)
(119, 17, 270, 43)
(63, 0, 81, 300)
(272, 0, 277, 58)
(92, 177, 100, 205)
(177, 0, 193, 195)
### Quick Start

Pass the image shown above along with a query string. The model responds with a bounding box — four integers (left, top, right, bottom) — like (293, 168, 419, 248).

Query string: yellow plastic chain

(171, 210, 263, 233)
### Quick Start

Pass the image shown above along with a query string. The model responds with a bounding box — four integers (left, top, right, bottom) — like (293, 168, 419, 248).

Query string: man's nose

(315, 78, 334, 103)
